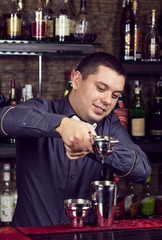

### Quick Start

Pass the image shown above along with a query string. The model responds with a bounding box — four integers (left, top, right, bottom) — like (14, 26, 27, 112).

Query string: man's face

(69, 65, 125, 123)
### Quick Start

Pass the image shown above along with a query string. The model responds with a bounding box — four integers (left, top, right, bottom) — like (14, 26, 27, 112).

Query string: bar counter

(1, 218, 162, 240)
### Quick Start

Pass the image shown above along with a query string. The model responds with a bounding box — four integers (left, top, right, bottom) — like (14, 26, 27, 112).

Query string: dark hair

(76, 52, 126, 80)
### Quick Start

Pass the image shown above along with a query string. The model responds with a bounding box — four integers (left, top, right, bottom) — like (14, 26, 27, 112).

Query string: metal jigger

(64, 199, 92, 228)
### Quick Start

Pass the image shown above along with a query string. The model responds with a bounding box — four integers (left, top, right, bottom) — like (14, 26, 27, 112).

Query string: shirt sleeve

(0, 98, 66, 138)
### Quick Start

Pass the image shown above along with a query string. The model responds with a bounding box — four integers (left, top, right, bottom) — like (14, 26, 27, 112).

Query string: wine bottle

(64, 69, 74, 96)
(113, 93, 128, 128)
(7, 79, 18, 106)
(144, 9, 161, 62)
(133, 0, 142, 61)
(31, 0, 47, 41)
(44, 0, 56, 41)
(130, 80, 145, 141)
(120, 0, 134, 61)
(73, 0, 97, 43)
(55, 0, 70, 42)
(3, 0, 22, 40)
(0, 163, 14, 227)
(149, 81, 162, 141)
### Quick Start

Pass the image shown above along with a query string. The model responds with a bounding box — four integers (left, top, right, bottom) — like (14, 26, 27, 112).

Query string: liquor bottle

(133, 0, 142, 61)
(149, 81, 162, 141)
(55, 0, 70, 42)
(25, 84, 33, 100)
(3, 0, 22, 40)
(140, 176, 156, 219)
(124, 182, 140, 219)
(31, 0, 47, 41)
(64, 69, 74, 96)
(0, 163, 14, 226)
(130, 80, 145, 141)
(113, 174, 125, 220)
(144, 9, 161, 62)
(44, 0, 56, 41)
(7, 79, 18, 106)
(20, 87, 26, 102)
(113, 93, 128, 128)
(120, 0, 134, 61)
(73, 0, 97, 43)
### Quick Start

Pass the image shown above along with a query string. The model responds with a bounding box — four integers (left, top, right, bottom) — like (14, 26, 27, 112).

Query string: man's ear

(72, 71, 82, 90)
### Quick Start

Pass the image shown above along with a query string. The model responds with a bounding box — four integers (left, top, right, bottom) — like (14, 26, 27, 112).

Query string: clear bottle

(31, 0, 47, 41)
(124, 182, 140, 220)
(113, 93, 128, 128)
(44, 0, 56, 41)
(73, 0, 97, 43)
(130, 80, 145, 141)
(0, 163, 14, 227)
(149, 81, 162, 141)
(55, 0, 70, 42)
(120, 0, 134, 61)
(140, 176, 156, 219)
(64, 69, 74, 96)
(144, 9, 161, 62)
(25, 84, 33, 100)
(133, 0, 142, 61)
(113, 174, 125, 220)
(3, 0, 22, 40)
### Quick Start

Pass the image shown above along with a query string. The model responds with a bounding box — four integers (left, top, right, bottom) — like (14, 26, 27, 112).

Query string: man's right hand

(56, 117, 96, 160)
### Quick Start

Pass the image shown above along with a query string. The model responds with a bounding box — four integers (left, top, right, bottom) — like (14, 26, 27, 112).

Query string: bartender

(0, 52, 151, 227)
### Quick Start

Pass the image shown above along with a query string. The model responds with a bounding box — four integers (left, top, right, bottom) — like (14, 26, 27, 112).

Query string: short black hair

(76, 52, 126, 80)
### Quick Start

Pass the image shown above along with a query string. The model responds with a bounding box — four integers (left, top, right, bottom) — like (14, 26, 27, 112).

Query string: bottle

(140, 176, 156, 219)
(144, 9, 161, 62)
(3, 0, 22, 40)
(156, 165, 162, 217)
(44, 0, 56, 41)
(113, 174, 125, 220)
(7, 79, 18, 106)
(120, 0, 134, 61)
(113, 93, 128, 128)
(124, 182, 140, 219)
(73, 0, 97, 43)
(149, 81, 162, 141)
(20, 87, 26, 102)
(55, 0, 70, 42)
(64, 69, 74, 96)
(31, 0, 47, 41)
(11, 163, 17, 212)
(0, 163, 14, 226)
(133, 0, 142, 61)
(25, 84, 33, 100)
(130, 80, 145, 141)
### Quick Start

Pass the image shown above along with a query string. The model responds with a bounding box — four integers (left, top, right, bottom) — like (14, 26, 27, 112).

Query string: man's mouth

(93, 104, 106, 115)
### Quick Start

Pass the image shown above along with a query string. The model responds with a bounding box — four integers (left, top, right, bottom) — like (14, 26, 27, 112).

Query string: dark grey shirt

(0, 95, 151, 227)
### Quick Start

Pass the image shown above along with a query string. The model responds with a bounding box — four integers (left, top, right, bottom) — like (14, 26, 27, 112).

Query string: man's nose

(101, 92, 111, 105)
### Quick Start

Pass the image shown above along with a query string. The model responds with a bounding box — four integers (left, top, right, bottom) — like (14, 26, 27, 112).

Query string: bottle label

(131, 118, 145, 136)
(32, 20, 47, 38)
(141, 196, 155, 217)
(124, 26, 134, 61)
(7, 15, 22, 37)
(115, 199, 124, 219)
(134, 26, 142, 59)
(47, 19, 54, 38)
(1, 195, 14, 222)
(146, 40, 161, 61)
(114, 108, 128, 128)
(131, 201, 140, 217)
(3, 172, 10, 181)
(55, 15, 70, 37)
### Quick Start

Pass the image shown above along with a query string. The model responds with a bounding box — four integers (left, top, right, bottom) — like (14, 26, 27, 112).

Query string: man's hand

(56, 117, 96, 159)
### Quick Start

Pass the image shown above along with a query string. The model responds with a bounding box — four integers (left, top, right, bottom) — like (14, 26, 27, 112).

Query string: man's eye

(97, 86, 105, 91)
(112, 94, 120, 99)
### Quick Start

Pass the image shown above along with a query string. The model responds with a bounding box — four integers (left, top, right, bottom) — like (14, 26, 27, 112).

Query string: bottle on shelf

(20, 87, 26, 102)
(7, 79, 18, 106)
(64, 69, 74, 96)
(144, 9, 161, 62)
(44, 0, 56, 41)
(133, 0, 142, 61)
(31, 0, 47, 41)
(149, 81, 162, 141)
(140, 176, 156, 219)
(55, 0, 70, 42)
(73, 0, 97, 43)
(120, 0, 134, 61)
(130, 80, 145, 141)
(0, 163, 14, 227)
(124, 182, 140, 219)
(113, 93, 128, 128)
(25, 84, 33, 100)
(113, 174, 125, 220)
(3, 0, 22, 40)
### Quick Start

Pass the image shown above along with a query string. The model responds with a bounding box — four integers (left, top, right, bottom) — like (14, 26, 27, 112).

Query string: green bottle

(130, 80, 145, 141)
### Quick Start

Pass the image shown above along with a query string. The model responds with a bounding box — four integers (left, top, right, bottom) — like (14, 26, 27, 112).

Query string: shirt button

(45, 126, 48, 130)
(71, 175, 75, 179)
(23, 122, 26, 126)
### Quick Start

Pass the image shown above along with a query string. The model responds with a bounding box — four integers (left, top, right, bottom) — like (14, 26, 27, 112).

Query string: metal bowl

(64, 199, 92, 228)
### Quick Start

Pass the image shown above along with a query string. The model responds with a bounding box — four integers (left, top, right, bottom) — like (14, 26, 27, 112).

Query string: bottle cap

(3, 163, 10, 170)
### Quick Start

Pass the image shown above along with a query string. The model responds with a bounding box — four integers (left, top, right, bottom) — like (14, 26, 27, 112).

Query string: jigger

(64, 199, 92, 228)
(92, 136, 119, 164)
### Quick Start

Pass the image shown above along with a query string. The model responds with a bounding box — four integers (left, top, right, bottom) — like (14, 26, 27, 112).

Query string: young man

(0, 52, 151, 227)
